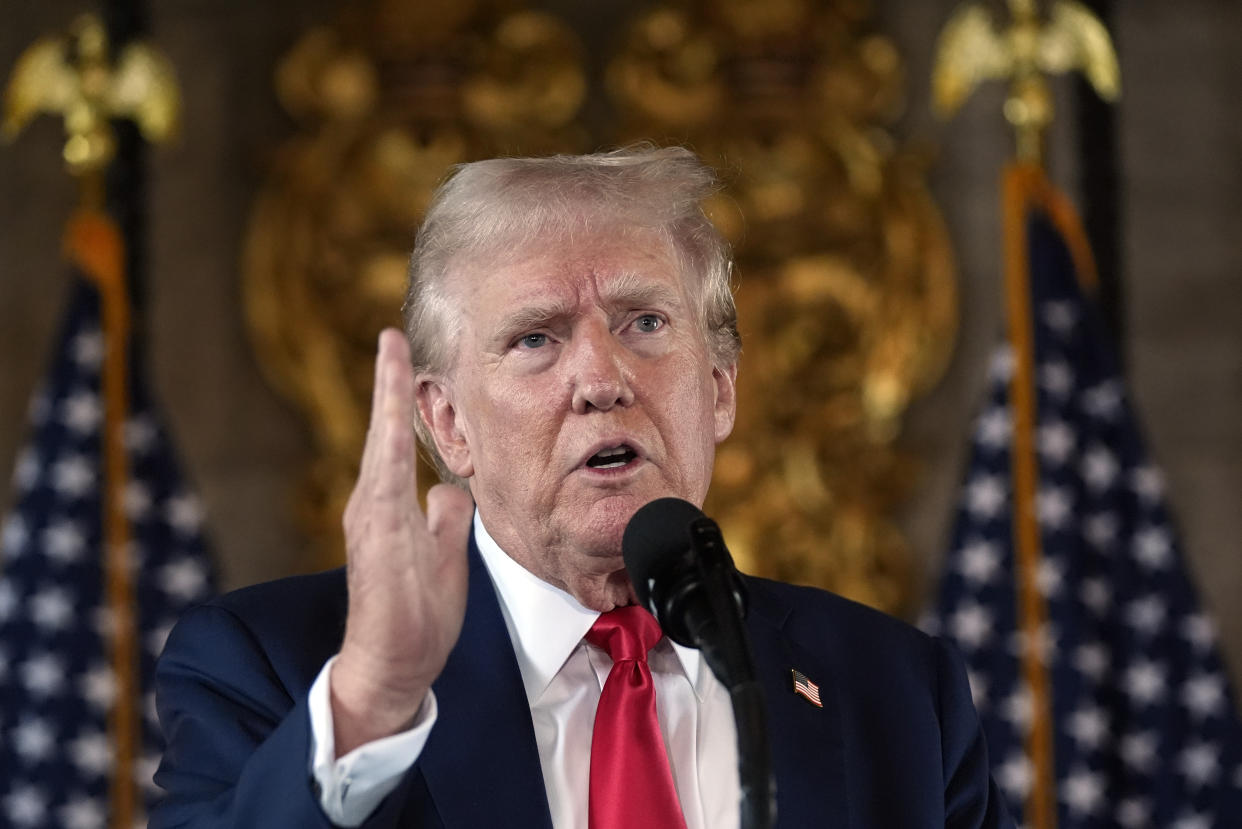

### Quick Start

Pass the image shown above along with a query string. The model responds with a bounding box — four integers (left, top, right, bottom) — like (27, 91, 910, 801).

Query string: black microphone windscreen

(622, 497, 705, 607)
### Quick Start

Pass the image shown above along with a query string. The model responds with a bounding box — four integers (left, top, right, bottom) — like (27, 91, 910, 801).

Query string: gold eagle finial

(932, 0, 1119, 162)
(3, 14, 179, 176)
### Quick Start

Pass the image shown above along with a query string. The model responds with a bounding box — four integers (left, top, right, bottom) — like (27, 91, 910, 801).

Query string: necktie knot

(586, 605, 662, 664)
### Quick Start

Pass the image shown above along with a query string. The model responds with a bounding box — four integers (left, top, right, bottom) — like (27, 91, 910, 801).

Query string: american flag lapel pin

(790, 669, 822, 708)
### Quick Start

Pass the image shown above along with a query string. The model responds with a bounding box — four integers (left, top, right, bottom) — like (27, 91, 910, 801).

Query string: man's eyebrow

(494, 300, 576, 338)
(598, 272, 685, 313)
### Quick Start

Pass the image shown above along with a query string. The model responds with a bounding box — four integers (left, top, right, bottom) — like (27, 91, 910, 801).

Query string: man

(152, 146, 1011, 828)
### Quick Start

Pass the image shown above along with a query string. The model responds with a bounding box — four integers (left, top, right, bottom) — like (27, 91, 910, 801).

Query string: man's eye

(519, 333, 548, 349)
(634, 314, 663, 333)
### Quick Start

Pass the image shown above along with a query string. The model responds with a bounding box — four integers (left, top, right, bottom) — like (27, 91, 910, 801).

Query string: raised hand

(330, 328, 474, 756)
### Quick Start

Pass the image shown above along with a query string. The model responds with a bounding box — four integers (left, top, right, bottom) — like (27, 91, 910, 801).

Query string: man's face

(418, 231, 736, 609)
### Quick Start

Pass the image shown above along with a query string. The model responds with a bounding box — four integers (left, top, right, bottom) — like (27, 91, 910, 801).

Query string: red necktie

(586, 605, 688, 829)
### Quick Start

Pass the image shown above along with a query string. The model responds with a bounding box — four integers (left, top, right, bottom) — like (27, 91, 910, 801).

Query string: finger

(426, 482, 473, 551)
(373, 330, 419, 497)
(357, 330, 395, 486)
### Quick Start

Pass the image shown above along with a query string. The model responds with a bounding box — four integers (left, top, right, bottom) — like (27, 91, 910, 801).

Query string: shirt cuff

(307, 655, 438, 827)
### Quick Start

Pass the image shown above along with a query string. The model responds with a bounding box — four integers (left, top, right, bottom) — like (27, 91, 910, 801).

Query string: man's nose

(569, 322, 635, 413)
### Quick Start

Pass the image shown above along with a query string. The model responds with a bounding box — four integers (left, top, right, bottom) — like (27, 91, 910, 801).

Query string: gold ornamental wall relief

(244, 0, 956, 616)
(609, 0, 956, 615)
(244, 0, 587, 568)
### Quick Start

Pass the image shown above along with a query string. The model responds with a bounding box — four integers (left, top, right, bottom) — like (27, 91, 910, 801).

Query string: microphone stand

(686, 519, 776, 829)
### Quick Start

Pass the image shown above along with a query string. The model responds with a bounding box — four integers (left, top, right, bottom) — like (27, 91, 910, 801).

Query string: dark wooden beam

(1073, 0, 1124, 355)
(103, 0, 150, 343)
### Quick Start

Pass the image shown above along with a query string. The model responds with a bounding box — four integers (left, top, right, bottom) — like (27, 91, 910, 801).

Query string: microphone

(622, 497, 775, 829)
(622, 497, 749, 677)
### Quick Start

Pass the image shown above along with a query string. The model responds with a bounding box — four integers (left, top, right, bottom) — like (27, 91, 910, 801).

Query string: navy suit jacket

(151, 539, 1012, 828)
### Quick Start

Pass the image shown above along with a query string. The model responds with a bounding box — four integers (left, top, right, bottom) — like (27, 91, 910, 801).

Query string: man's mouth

(585, 444, 639, 470)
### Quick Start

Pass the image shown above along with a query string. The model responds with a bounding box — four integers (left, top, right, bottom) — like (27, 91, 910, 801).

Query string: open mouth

(585, 444, 638, 470)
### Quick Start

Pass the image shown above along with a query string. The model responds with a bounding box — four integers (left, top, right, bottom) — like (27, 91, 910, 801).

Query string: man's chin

(576, 491, 653, 539)
(568, 524, 627, 566)
(562, 480, 703, 559)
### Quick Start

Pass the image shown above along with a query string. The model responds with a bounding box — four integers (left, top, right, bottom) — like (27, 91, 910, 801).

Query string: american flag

(791, 669, 822, 708)
(0, 275, 216, 829)
(924, 169, 1242, 828)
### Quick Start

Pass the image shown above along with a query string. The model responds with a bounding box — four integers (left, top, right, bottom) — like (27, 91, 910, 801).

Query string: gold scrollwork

(608, 0, 957, 615)
(244, 2, 587, 568)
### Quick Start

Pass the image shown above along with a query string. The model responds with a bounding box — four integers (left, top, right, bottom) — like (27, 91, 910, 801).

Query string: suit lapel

(746, 584, 851, 828)
(418, 539, 553, 829)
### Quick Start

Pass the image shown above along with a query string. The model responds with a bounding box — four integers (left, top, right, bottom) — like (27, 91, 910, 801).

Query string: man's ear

(713, 361, 738, 444)
(415, 376, 474, 478)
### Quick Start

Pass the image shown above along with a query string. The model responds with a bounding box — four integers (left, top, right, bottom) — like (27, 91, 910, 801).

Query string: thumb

(426, 482, 473, 549)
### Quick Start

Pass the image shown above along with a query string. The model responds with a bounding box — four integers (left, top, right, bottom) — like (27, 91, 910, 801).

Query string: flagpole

(66, 201, 140, 829)
(1001, 164, 1056, 829)
(933, 2, 1121, 826)
(100, 4, 152, 817)
(1000, 163, 1099, 829)
(2, 11, 177, 827)
(996, 52, 1112, 818)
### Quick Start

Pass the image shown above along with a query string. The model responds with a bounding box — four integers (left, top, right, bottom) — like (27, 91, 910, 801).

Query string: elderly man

(152, 146, 1011, 828)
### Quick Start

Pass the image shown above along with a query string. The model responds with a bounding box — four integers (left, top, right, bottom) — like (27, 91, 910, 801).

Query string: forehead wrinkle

(593, 268, 687, 314)
(494, 294, 578, 337)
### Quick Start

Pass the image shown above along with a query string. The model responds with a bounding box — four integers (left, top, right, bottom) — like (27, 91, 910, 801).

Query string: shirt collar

(473, 510, 702, 704)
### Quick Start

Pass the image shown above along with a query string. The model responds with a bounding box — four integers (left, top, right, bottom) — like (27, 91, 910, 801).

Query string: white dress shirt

(308, 511, 739, 828)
